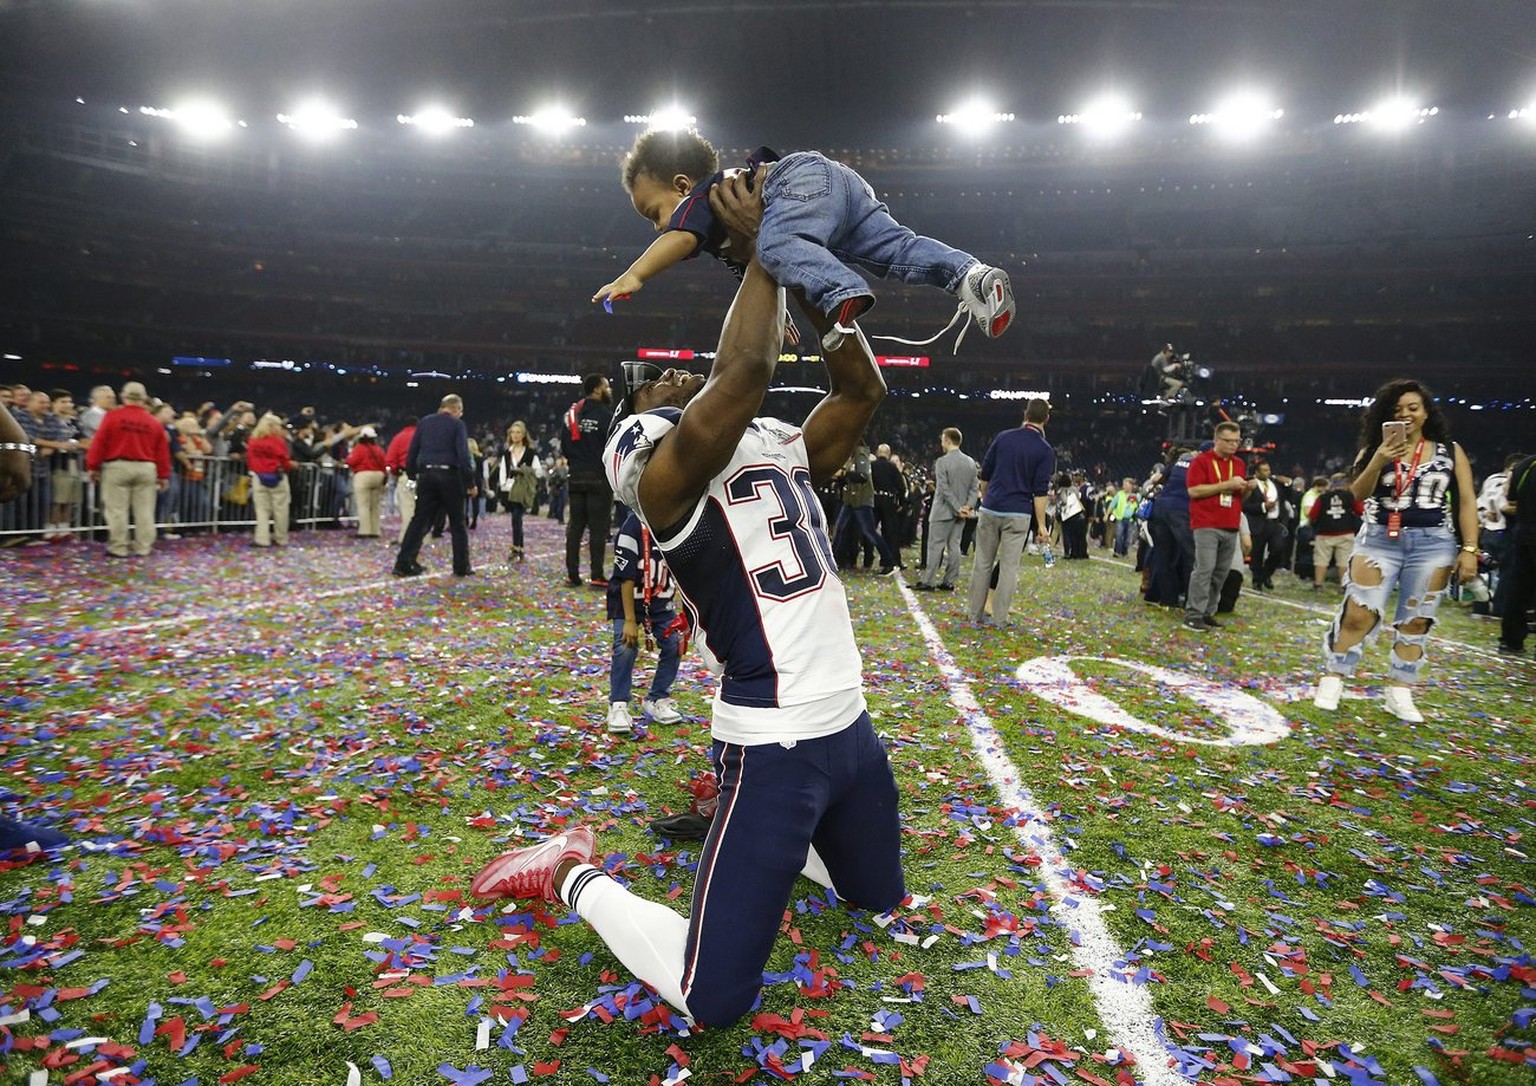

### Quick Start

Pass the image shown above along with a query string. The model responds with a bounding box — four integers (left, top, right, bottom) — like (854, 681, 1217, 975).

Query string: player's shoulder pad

(604, 408, 683, 508)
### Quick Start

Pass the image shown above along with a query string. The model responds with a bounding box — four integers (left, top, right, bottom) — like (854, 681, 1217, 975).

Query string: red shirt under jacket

(1186, 450, 1246, 531)
(85, 404, 171, 479)
(245, 434, 293, 475)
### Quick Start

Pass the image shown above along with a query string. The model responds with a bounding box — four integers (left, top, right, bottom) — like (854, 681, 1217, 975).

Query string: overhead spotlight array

(89, 88, 1536, 144)
(1333, 98, 1439, 129)
(512, 107, 587, 133)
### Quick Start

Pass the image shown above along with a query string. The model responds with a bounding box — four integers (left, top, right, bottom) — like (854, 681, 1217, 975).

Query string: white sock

(800, 845, 835, 892)
(559, 864, 692, 1018)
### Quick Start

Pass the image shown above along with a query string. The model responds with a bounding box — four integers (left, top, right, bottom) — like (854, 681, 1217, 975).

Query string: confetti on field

(0, 522, 1532, 1085)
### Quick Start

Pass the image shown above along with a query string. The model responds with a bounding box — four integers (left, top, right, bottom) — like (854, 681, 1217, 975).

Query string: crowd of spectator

(4, 372, 1528, 665)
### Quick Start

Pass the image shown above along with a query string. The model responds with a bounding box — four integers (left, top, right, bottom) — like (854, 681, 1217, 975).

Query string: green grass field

(2, 519, 1532, 1085)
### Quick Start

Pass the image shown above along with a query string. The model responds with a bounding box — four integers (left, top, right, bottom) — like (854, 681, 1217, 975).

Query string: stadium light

(141, 99, 239, 139)
(1334, 96, 1438, 130)
(512, 106, 587, 134)
(936, 98, 1014, 136)
(277, 99, 358, 140)
(624, 106, 697, 131)
(397, 107, 474, 134)
(1189, 91, 1283, 140)
(1058, 93, 1141, 139)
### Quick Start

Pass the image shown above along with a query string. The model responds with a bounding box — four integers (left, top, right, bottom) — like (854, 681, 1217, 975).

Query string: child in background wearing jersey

(592, 129, 1016, 354)
(605, 507, 685, 735)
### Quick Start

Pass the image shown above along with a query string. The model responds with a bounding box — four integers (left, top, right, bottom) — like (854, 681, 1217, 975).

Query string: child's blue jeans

(610, 604, 681, 704)
(758, 151, 979, 318)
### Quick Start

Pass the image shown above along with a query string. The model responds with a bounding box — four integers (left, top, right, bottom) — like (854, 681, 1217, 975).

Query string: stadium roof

(1, 0, 1532, 143)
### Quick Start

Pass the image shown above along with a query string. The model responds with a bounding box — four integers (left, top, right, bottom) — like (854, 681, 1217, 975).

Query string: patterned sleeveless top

(1361, 440, 1456, 528)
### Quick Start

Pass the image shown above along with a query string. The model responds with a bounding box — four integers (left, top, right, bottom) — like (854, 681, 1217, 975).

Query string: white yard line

(896, 576, 1190, 1086)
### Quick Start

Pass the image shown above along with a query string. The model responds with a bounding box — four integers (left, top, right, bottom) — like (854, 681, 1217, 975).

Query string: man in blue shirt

(965, 399, 1055, 625)
(393, 394, 478, 577)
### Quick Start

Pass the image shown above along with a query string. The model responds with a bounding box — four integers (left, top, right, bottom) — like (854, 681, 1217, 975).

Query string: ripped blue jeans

(1324, 522, 1456, 685)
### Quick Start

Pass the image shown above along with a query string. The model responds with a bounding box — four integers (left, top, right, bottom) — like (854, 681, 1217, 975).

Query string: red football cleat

(470, 826, 596, 902)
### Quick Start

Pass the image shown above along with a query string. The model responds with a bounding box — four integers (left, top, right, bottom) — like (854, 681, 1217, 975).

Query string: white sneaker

(957, 264, 1016, 340)
(1382, 685, 1424, 723)
(1313, 674, 1343, 711)
(606, 701, 634, 734)
(642, 697, 683, 725)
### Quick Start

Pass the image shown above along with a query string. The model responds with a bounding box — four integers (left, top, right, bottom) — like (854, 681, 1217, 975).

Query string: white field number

(1014, 655, 1292, 747)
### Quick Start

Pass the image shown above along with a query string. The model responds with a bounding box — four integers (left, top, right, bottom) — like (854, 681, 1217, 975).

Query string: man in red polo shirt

(85, 381, 171, 558)
(383, 421, 416, 545)
(1183, 420, 1250, 630)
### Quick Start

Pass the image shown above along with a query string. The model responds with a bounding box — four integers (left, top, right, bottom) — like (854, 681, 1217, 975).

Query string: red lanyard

(1392, 440, 1425, 507)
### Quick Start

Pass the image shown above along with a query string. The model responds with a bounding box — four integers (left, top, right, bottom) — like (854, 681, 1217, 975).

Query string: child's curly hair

(621, 129, 720, 193)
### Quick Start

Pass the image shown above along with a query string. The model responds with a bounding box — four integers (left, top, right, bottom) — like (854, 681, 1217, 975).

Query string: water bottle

(1042, 543, 1056, 568)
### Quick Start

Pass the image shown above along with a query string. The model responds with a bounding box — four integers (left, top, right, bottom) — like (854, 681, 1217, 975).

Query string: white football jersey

(605, 410, 866, 744)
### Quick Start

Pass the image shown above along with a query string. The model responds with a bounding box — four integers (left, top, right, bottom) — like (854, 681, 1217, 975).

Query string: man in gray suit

(914, 427, 978, 592)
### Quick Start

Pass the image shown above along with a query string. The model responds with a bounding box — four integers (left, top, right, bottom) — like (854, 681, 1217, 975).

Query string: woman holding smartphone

(1313, 378, 1479, 722)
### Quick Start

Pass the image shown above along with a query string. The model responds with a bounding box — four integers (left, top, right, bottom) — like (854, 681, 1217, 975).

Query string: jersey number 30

(724, 465, 836, 601)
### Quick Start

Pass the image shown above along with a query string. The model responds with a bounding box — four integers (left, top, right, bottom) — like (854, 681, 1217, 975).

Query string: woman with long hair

(1313, 379, 1479, 723)
(498, 420, 544, 563)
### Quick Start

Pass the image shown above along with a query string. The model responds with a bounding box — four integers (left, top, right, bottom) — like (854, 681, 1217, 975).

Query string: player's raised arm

(795, 298, 886, 484)
(635, 256, 785, 530)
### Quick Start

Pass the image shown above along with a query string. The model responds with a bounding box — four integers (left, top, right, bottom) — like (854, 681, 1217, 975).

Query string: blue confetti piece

(1412, 1069, 1441, 1086)
(602, 298, 614, 314)
(291, 959, 314, 984)
(371, 1055, 393, 1079)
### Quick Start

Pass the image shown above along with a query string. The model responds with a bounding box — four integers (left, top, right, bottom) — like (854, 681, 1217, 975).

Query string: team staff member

(245, 413, 294, 548)
(392, 394, 477, 578)
(1183, 421, 1249, 630)
(347, 426, 387, 539)
(469, 171, 906, 1029)
(562, 375, 615, 587)
(384, 420, 417, 544)
(85, 381, 171, 558)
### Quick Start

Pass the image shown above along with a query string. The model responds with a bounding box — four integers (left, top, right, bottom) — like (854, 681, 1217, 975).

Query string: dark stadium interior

(1, 0, 1532, 476)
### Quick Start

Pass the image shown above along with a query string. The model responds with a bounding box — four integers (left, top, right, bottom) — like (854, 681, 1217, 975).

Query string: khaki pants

(101, 459, 159, 556)
(394, 476, 416, 543)
(252, 475, 291, 546)
(353, 470, 385, 537)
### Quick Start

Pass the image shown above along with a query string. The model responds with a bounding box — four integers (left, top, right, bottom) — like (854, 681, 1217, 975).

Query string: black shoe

(1498, 643, 1526, 656)
(913, 583, 935, 591)
(936, 583, 956, 592)
(877, 566, 900, 577)
(393, 565, 423, 578)
(454, 569, 477, 578)
(565, 576, 584, 587)
(1203, 615, 1223, 628)
(1182, 617, 1208, 631)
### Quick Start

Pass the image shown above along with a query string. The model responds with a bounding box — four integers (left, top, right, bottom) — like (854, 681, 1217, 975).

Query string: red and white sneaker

(957, 264, 1015, 339)
(470, 826, 596, 902)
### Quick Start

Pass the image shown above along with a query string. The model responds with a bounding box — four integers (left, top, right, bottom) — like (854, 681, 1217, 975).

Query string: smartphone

(1382, 421, 1409, 447)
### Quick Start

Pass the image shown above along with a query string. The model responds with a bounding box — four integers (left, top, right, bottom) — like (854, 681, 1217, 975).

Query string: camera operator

(1150, 344, 1185, 401)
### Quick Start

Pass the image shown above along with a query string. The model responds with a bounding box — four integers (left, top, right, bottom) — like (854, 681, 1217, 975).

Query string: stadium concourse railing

(0, 454, 371, 547)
